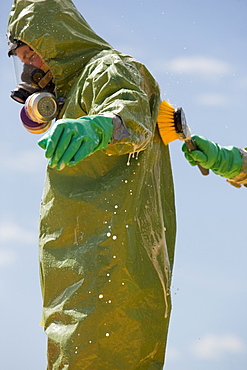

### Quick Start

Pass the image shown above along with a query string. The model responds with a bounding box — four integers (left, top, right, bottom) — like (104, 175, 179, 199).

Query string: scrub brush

(157, 100, 209, 176)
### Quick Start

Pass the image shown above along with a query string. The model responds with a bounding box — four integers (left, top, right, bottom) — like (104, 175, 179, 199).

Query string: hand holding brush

(182, 135, 243, 180)
(157, 100, 209, 175)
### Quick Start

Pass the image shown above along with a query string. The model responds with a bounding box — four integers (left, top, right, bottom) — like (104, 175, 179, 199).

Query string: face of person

(16, 44, 45, 69)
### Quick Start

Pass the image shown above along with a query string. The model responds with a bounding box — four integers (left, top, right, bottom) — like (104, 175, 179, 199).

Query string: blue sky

(0, 1, 247, 369)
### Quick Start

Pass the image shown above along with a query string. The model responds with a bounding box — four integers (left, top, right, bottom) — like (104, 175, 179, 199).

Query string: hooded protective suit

(8, 1, 176, 368)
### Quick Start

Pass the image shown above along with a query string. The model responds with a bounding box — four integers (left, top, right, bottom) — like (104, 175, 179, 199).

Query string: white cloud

(167, 56, 232, 76)
(196, 93, 230, 107)
(191, 333, 246, 360)
(152, 56, 232, 79)
(0, 221, 37, 244)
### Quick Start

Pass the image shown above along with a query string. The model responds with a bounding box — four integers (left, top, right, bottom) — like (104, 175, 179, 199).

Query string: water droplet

(89, 340, 92, 344)
(126, 224, 129, 228)
(107, 232, 111, 237)
(106, 273, 110, 276)
(114, 205, 119, 209)
(127, 152, 136, 166)
(113, 255, 117, 259)
(108, 300, 112, 303)
(106, 333, 110, 337)
(99, 294, 104, 299)
(112, 235, 117, 240)
(122, 282, 125, 285)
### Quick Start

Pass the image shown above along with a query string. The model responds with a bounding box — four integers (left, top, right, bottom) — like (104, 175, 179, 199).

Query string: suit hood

(7, 0, 112, 95)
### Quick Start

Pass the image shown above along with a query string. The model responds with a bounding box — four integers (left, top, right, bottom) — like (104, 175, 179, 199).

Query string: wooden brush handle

(186, 139, 209, 176)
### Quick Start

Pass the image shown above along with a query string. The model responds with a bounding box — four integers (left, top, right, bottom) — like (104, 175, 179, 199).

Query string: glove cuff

(99, 112, 130, 143)
(212, 145, 242, 178)
(227, 148, 247, 188)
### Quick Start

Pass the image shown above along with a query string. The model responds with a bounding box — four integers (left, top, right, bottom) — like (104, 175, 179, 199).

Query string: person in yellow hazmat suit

(7, 0, 176, 368)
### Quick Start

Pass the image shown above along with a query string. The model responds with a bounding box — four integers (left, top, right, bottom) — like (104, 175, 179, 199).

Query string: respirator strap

(38, 70, 53, 89)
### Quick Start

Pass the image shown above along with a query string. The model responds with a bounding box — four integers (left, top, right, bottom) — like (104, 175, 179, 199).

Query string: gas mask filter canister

(20, 92, 58, 134)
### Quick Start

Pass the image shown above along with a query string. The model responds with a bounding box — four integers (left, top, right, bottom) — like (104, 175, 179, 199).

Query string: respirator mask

(9, 40, 63, 134)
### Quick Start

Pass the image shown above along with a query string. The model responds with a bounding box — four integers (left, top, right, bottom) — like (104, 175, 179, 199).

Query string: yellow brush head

(157, 100, 178, 145)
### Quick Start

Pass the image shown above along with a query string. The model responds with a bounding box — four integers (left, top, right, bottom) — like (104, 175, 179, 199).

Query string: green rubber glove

(182, 135, 242, 178)
(38, 115, 113, 170)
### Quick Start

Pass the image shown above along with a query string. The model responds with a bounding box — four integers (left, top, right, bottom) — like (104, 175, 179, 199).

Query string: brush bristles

(157, 100, 178, 145)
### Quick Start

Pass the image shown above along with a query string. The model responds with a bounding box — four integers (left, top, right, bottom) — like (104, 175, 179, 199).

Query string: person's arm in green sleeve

(38, 113, 130, 171)
(182, 135, 247, 188)
(38, 115, 114, 171)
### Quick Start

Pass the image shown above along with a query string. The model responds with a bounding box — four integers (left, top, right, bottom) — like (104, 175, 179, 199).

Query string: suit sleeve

(80, 54, 160, 155)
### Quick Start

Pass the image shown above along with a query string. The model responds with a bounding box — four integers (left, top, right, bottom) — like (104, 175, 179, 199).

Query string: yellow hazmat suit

(8, 0, 176, 368)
